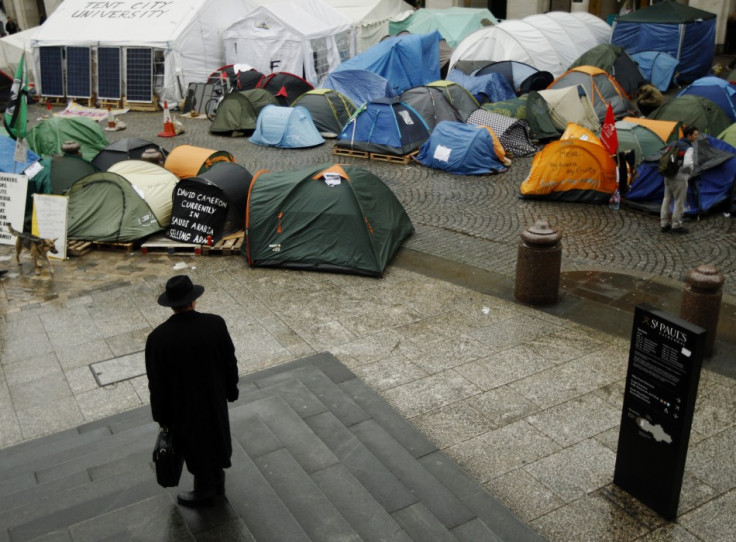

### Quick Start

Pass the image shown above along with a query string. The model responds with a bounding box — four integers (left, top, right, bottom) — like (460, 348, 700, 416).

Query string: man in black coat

(146, 275, 239, 507)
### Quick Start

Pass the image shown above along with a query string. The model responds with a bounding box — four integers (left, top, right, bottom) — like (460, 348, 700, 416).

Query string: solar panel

(98, 47, 121, 100)
(126, 48, 153, 102)
(66, 46, 91, 98)
(39, 47, 64, 97)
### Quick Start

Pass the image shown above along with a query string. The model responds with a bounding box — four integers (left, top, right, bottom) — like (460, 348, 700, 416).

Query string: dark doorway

(489, 0, 506, 20)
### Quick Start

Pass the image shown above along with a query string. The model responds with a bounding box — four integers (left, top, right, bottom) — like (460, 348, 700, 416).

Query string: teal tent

(389, 8, 498, 48)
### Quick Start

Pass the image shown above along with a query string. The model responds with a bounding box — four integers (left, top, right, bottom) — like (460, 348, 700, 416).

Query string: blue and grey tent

(321, 69, 393, 108)
(250, 105, 325, 148)
(625, 135, 736, 216)
(415, 121, 506, 175)
(330, 32, 441, 96)
(630, 51, 678, 92)
(335, 98, 430, 156)
(611, 0, 716, 84)
(677, 76, 736, 122)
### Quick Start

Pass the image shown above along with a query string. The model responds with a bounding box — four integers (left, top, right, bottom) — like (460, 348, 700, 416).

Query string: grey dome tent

(249, 105, 325, 149)
(291, 89, 355, 138)
(426, 80, 478, 121)
(167, 162, 252, 245)
(209, 89, 278, 136)
(399, 85, 464, 133)
(243, 163, 413, 277)
(92, 138, 168, 171)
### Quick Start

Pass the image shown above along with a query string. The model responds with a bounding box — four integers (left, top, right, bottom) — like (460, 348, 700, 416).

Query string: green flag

(4, 53, 28, 140)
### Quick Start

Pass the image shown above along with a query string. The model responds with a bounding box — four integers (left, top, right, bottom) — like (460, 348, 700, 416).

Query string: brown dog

(7, 225, 58, 276)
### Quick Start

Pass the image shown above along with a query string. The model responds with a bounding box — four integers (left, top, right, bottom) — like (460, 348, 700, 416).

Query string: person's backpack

(657, 144, 683, 177)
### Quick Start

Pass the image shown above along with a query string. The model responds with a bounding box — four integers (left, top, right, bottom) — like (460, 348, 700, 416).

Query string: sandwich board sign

(32, 194, 69, 260)
(0, 172, 29, 245)
(614, 304, 705, 520)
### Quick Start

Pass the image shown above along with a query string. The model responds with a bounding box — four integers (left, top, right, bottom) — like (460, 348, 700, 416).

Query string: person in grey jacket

(661, 126, 698, 234)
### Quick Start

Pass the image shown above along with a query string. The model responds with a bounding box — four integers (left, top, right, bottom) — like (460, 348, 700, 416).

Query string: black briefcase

(153, 427, 184, 487)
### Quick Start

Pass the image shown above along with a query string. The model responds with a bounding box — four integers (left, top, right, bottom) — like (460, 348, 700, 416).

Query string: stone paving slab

(0, 352, 541, 542)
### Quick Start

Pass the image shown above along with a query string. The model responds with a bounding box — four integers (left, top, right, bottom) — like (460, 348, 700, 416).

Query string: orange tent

(520, 123, 618, 203)
(164, 145, 235, 179)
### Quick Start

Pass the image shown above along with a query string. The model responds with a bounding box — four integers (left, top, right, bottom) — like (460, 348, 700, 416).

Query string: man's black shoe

(660, 225, 671, 233)
(177, 489, 217, 507)
(671, 227, 689, 234)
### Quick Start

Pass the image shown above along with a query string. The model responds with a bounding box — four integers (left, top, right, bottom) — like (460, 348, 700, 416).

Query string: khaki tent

(537, 86, 600, 133)
(108, 160, 179, 227)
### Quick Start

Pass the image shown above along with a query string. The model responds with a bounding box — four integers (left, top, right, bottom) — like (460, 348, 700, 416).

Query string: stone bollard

(514, 220, 562, 305)
(680, 264, 724, 358)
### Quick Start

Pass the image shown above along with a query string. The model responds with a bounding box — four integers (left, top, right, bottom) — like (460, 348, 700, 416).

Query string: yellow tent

(520, 123, 617, 203)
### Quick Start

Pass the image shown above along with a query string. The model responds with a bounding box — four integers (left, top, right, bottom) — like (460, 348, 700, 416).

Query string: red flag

(600, 102, 618, 155)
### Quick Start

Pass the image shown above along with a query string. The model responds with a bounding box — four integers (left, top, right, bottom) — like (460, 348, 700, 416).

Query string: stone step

(0, 352, 541, 542)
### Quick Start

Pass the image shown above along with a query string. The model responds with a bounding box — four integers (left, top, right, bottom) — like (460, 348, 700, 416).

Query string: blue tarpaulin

(321, 70, 393, 108)
(446, 69, 515, 104)
(630, 51, 678, 91)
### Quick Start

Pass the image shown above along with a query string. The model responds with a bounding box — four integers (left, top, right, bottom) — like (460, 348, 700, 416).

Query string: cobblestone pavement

(72, 102, 736, 298)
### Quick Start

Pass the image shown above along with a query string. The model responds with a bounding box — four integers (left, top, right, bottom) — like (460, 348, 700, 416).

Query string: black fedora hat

(157, 275, 205, 307)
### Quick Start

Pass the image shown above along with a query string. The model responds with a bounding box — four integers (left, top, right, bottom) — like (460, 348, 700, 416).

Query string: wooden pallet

(332, 146, 417, 164)
(67, 239, 136, 256)
(123, 98, 159, 112)
(67, 240, 93, 257)
(201, 233, 244, 256)
(140, 235, 201, 255)
(98, 98, 124, 109)
(332, 147, 370, 159)
(370, 150, 418, 165)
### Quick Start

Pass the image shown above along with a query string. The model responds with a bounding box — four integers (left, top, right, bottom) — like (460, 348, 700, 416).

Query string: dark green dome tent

(49, 154, 99, 194)
(244, 163, 414, 277)
(209, 88, 278, 136)
(648, 94, 731, 136)
(67, 164, 177, 242)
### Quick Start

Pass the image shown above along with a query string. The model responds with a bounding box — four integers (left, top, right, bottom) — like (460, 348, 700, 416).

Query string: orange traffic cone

(158, 101, 176, 138)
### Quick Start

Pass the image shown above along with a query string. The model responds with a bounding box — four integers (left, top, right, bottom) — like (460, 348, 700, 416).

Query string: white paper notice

(433, 145, 452, 162)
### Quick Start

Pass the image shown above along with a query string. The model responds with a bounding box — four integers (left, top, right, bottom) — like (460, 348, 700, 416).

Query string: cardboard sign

(166, 183, 227, 245)
(614, 304, 705, 520)
(32, 194, 69, 260)
(0, 172, 29, 246)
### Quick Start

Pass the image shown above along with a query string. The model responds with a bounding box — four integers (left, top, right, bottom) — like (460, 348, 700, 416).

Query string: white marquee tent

(30, 0, 253, 104)
(224, 0, 353, 86)
(323, 0, 413, 53)
(0, 26, 38, 83)
(448, 11, 612, 78)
